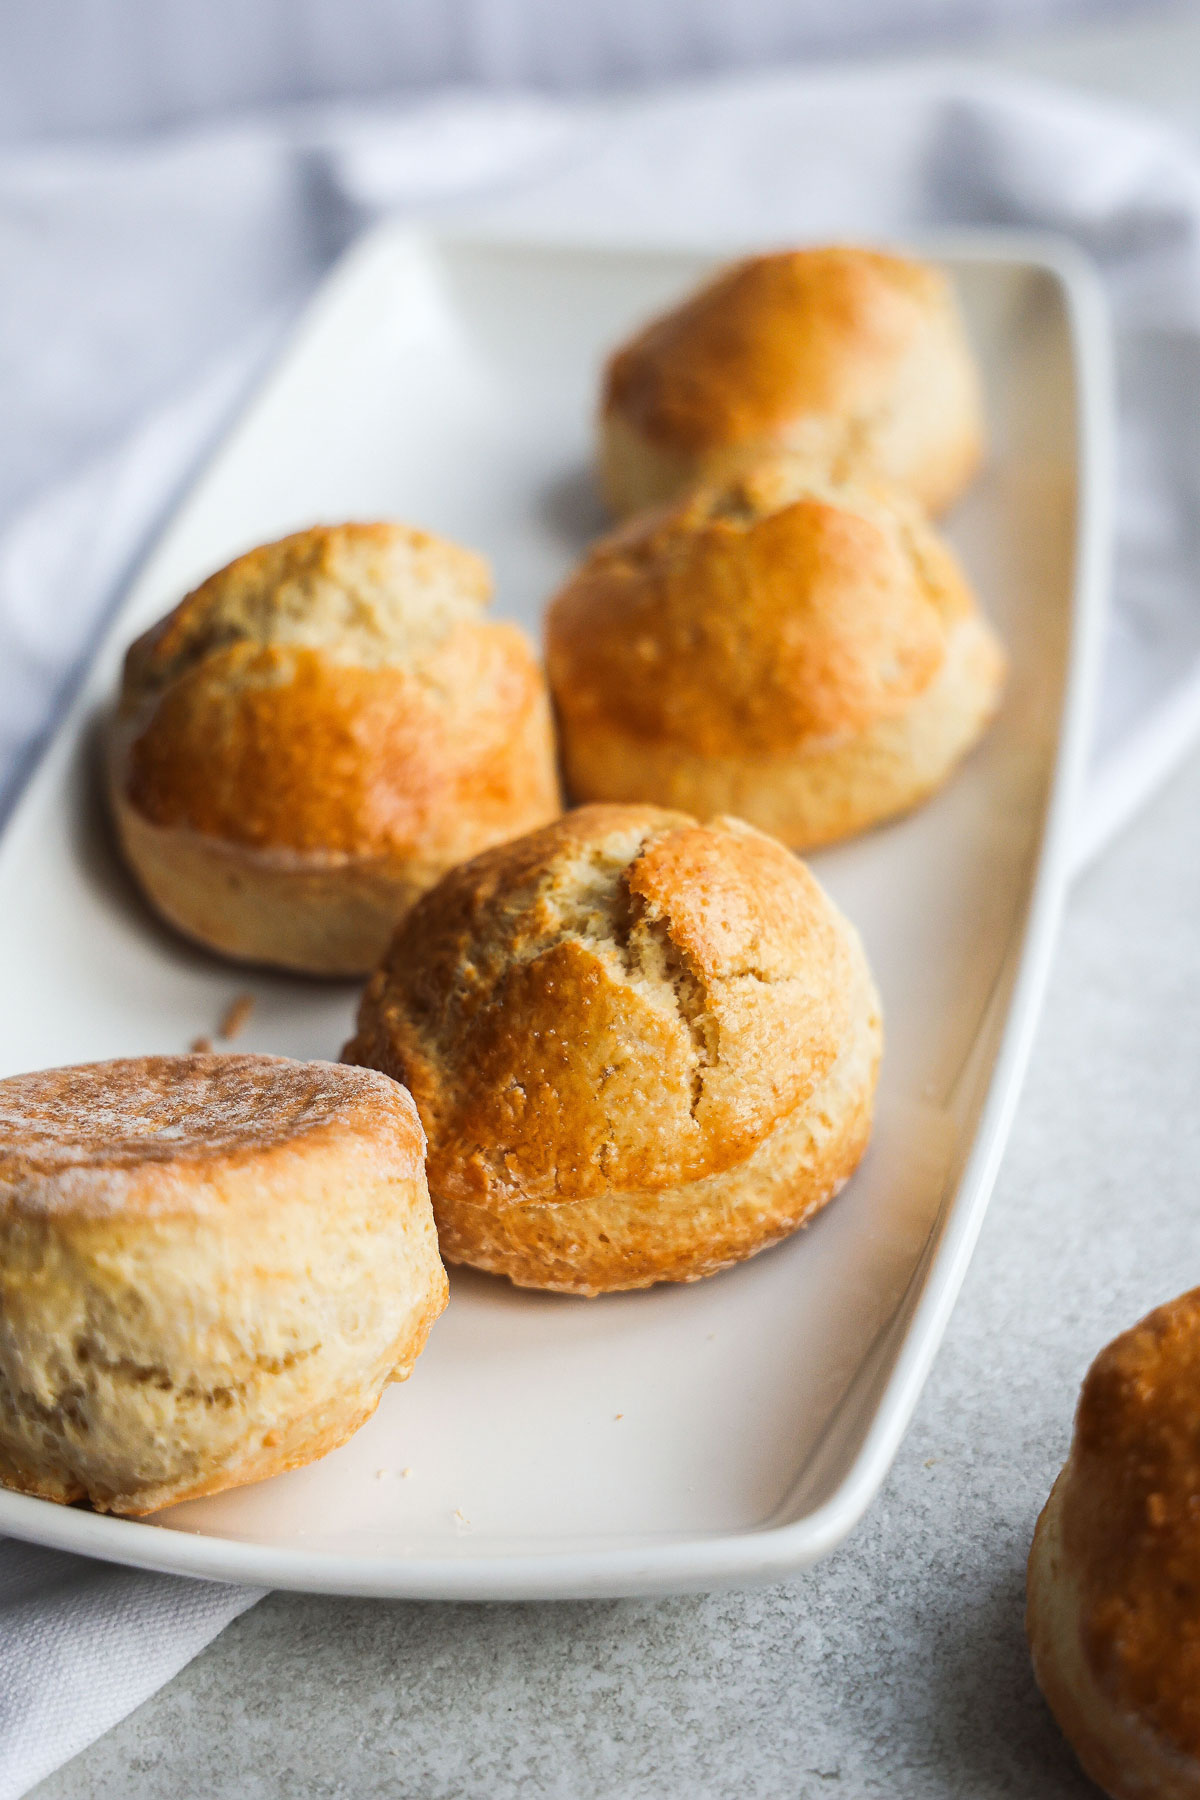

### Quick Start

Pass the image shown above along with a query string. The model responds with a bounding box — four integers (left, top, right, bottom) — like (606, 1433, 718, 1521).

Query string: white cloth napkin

(5, 61, 1200, 1798)
(0, 1545, 262, 1798)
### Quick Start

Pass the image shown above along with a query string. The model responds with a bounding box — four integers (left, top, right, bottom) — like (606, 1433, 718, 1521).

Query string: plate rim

(0, 224, 1113, 1599)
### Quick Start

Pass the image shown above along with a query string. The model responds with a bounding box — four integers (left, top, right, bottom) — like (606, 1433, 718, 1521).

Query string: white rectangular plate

(0, 227, 1109, 1598)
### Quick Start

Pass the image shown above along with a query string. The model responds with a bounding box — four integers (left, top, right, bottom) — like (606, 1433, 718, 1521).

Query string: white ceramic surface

(0, 227, 1110, 1598)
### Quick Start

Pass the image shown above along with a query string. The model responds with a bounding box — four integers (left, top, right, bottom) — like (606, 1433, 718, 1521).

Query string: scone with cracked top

(108, 522, 561, 976)
(599, 244, 984, 518)
(345, 803, 882, 1294)
(0, 1053, 447, 1515)
(547, 458, 1006, 850)
(1028, 1288, 1200, 1800)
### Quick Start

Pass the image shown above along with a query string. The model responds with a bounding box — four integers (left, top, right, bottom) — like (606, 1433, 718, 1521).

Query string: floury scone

(0, 1054, 447, 1514)
(346, 804, 882, 1295)
(109, 522, 561, 975)
(547, 458, 1005, 849)
(599, 245, 984, 517)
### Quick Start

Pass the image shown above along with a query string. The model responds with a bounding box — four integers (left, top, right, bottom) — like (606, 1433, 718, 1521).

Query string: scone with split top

(547, 458, 1005, 849)
(109, 522, 561, 975)
(346, 803, 882, 1294)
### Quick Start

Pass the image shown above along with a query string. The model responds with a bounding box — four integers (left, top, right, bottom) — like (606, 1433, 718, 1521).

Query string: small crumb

(189, 1035, 214, 1055)
(375, 1469, 388, 1481)
(219, 993, 255, 1040)
(614, 1413, 624, 1421)
(401, 1467, 413, 1479)
(707, 1333, 716, 1342)
(924, 1457, 939, 1468)
(453, 1507, 472, 1532)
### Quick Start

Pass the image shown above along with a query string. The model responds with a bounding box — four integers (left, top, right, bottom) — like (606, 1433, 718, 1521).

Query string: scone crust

(0, 1054, 448, 1514)
(425, 990, 877, 1294)
(600, 246, 983, 515)
(110, 522, 561, 973)
(346, 803, 882, 1292)
(547, 463, 1005, 847)
(1027, 1290, 1200, 1800)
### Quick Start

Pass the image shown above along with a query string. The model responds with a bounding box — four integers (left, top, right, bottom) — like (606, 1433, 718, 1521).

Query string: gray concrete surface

(31, 702, 1200, 1798)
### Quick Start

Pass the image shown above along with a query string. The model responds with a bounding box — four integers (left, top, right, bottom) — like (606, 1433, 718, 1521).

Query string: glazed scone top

(345, 803, 876, 1205)
(0, 1054, 425, 1217)
(1062, 1288, 1200, 1758)
(603, 246, 955, 452)
(547, 458, 975, 758)
(115, 523, 549, 858)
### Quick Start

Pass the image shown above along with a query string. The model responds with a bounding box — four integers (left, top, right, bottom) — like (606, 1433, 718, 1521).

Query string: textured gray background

(32, 604, 1200, 1799)
(24, 10, 1200, 1796)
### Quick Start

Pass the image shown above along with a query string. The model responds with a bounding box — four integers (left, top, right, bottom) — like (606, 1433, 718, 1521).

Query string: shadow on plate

(537, 463, 610, 557)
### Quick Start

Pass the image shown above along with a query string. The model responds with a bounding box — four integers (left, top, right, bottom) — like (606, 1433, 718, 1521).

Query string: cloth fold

(5, 60, 1200, 1798)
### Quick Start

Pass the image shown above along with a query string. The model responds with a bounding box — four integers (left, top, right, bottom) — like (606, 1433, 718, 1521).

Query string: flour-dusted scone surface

(1027, 1288, 1200, 1800)
(109, 522, 561, 974)
(599, 245, 984, 516)
(548, 459, 1005, 849)
(346, 804, 882, 1293)
(0, 1053, 448, 1514)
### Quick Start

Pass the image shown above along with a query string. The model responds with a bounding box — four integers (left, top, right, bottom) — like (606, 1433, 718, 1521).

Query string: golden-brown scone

(546, 459, 1006, 850)
(599, 245, 984, 517)
(1027, 1289, 1200, 1800)
(109, 522, 561, 976)
(0, 1054, 447, 1515)
(345, 803, 882, 1295)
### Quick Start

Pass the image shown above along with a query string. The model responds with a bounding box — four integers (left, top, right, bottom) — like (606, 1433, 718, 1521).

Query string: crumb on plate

(219, 993, 255, 1040)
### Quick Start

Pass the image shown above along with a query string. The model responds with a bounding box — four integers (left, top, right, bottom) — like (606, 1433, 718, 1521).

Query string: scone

(109, 522, 561, 976)
(0, 1053, 447, 1514)
(600, 244, 983, 517)
(345, 803, 882, 1295)
(1028, 1290, 1200, 1800)
(546, 458, 1006, 850)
